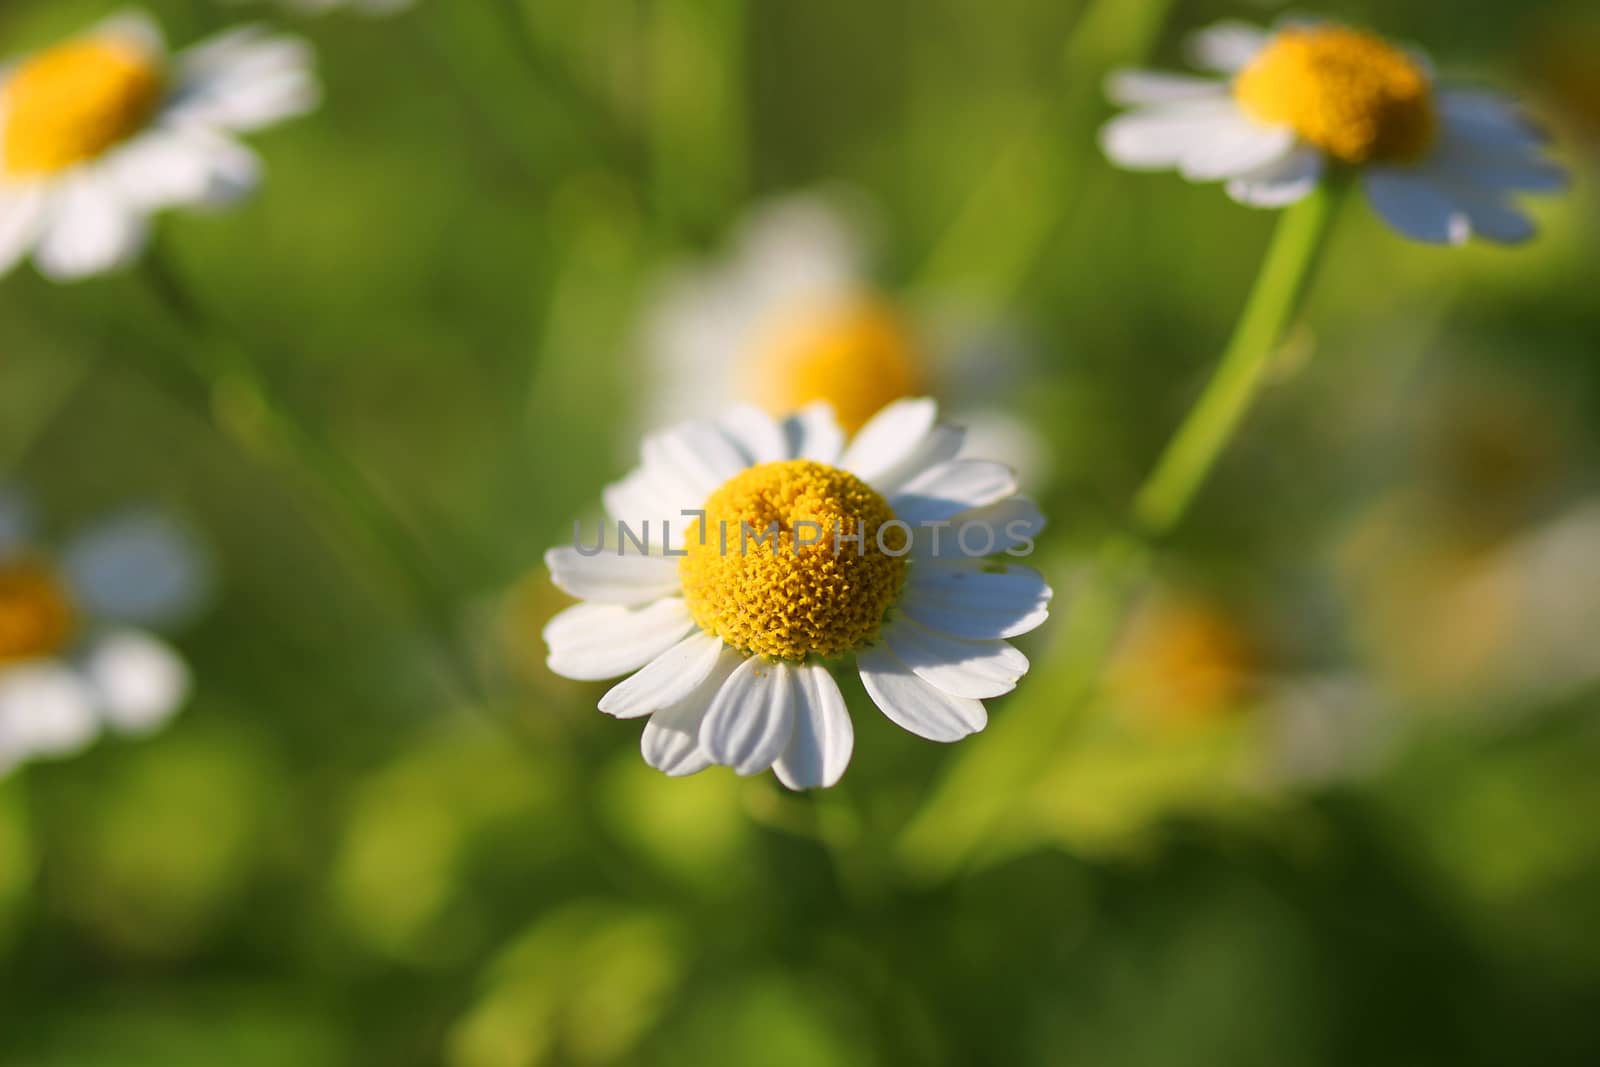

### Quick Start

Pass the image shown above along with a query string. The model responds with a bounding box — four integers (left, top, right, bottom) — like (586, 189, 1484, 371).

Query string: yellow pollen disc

(3, 39, 166, 178)
(742, 300, 926, 434)
(1233, 26, 1437, 165)
(680, 460, 907, 661)
(0, 560, 76, 666)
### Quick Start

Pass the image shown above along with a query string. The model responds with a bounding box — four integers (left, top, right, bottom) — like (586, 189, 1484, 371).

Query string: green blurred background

(4, 0, 1600, 1063)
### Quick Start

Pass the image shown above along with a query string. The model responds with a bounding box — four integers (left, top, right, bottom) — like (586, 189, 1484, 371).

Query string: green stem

(136, 249, 490, 708)
(897, 181, 1346, 882)
(1131, 179, 1346, 537)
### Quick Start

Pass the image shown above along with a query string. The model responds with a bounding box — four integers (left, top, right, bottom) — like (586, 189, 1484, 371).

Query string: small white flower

(544, 399, 1052, 789)
(641, 194, 1050, 484)
(0, 10, 319, 282)
(1100, 19, 1567, 245)
(0, 487, 210, 775)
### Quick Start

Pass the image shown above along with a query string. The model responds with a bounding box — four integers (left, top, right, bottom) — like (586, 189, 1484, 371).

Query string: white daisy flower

(1100, 19, 1568, 244)
(0, 488, 210, 775)
(0, 10, 319, 282)
(543, 399, 1052, 789)
(642, 194, 1050, 484)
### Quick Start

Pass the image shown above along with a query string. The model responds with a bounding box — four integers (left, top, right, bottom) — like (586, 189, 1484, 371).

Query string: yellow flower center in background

(3, 39, 166, 178)
(743, 300, 926, 434)
(0, 560, 75, 665)
(680, 460, 906, 661)
(1234, 26, 1436, 165)
(1112, 600, 1259, 726)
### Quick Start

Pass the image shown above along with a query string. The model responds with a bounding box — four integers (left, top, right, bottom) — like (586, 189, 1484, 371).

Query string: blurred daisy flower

(1106, 588, 1394, 787)
(1101, 19, 1567, 244)
(642, 194, 1049, 484)
(0, 10, 318, 282)
(544, 399, 1051, 789)
(1110, 594, 1263, 728)
(0, 489, 210, 775)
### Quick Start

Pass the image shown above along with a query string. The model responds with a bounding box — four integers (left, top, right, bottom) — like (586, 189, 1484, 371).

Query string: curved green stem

(898, 181, 1346, 882)
(1132, 179, 1347, 537)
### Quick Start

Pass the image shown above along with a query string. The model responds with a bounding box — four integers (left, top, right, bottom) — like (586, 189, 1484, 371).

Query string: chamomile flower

(544, 399, 1052, 789)
(0, 11, 318, 282)
(0, 489, 210, 775)
(1100, 19, 1567, 244)
(642, 194, 1049, 483)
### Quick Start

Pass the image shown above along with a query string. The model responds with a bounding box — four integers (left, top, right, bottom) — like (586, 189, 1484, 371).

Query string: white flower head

(641, 193, 1049, 483)
(544, 400, 1052, 789)
(0, 9, 320, 282)
(0, 488, 211, 775)
(1100, 19, 1568, 245)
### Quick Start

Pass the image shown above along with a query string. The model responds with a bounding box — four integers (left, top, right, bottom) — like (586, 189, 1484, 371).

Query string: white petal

(717, 405, 788, 466)
(63, 510, 209, 627)
(0, 662, 100, 762)
(883, 617, 1029, 699)
(780, 403, 845, 464)
(642, 420, 749, 503)
(857, 644, 987, 742)
(1225, 146, 1326, 208)
(772, 664, 853, 790)
(840, 398, 966, 495)
(109, 127, 261, 210)
(1177, 119, 1297, 182)
(1105, 69, 1230, 106)
(1437, 90, 1548, 150)
(915, 496, 1046, 562)
(1100, 99, 1256, 172)
(1186, 20, 1269, 73)
(891, 460, 1018, 527)
(953, 411, 1049, 492)
(1362, 168, 1471, 246)
(698, 655, 795, 775)
(639, 647, 742, 777)
(82, 630, 190, 734)
(0, 183, 50, 277)
(599, 631, 725, 719)
(34, 172, 148, 282)
(840, 397, 936, 476)
(544, 546, 680, 605)
(602, 468, 681, 528)
(544, 599, 695, 681)
(170, 28, 320, 133)
(1450, 189, 1536, 245)
(91, 11, 167, 56)
(901, 560, 1052, 640)
(1429, 128, 1567, 194)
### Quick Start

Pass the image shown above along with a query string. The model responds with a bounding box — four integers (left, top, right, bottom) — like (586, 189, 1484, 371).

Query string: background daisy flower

(0, 10, 318, 281)
(0, 488, 210, 775)
(1100, 19, 1568, 244)
(640, 193, 1050, 484)
(544, 399, 1051, 789)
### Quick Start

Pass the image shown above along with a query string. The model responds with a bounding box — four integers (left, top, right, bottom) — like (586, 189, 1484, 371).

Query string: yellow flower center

(3, 39, 166, 178)
(680, 460, 907, 661)
(742, 300, 926, 434)
(1113, 601, 1258, 725)
(0, 560, 76, 665)
(1233, 26, 1436, 165)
